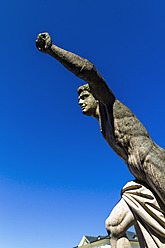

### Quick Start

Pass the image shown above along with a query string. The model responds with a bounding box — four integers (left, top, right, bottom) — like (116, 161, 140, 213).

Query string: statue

(36, 33, 165, 248)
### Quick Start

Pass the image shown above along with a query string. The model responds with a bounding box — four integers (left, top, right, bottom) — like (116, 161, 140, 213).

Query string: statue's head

(77, 84, 98, 118)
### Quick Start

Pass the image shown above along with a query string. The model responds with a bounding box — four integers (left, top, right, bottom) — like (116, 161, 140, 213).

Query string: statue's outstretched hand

(36, 33, 52, 53)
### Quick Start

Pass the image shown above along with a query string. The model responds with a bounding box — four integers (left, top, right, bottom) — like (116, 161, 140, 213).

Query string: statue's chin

(82, 110, 93, 117)
(82, 110, 89, 116)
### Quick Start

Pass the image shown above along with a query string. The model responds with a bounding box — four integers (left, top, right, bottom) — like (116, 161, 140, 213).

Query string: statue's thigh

(105, 198, 135, 236)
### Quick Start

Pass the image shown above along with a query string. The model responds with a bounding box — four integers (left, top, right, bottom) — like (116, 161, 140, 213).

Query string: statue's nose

(79, 98, 84, 105)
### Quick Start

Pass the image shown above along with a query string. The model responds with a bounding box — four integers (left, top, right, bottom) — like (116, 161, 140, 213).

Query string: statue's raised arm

(36, 33, 115, 105)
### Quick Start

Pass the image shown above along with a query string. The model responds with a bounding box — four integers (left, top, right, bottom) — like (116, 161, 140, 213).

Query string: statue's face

(78, 90, 97, 116)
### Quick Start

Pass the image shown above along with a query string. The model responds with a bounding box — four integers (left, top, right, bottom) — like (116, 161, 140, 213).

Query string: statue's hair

(77, 84, 91, 95)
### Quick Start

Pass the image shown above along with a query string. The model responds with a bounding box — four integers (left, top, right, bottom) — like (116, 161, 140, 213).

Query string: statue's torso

(99, 99, 165, 204)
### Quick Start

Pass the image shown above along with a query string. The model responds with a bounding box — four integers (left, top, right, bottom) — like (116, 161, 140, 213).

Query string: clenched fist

(36, 32, 52, 53)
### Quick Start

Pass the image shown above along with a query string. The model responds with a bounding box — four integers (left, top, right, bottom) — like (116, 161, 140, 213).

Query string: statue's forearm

(36, 33, 115, 103)
(47, 44, 91, 76)
(47, 44, 115, 104)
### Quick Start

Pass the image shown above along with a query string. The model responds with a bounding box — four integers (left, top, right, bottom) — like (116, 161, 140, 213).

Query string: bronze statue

(36, 33, 165, 248)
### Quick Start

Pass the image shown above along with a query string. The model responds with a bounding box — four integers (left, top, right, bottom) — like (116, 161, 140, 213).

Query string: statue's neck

(92, 105, 99, 120)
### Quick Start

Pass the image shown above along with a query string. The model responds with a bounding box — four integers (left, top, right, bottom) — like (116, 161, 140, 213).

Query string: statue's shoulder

(112, 100, 150, 138)
(113, 99, 134, 119)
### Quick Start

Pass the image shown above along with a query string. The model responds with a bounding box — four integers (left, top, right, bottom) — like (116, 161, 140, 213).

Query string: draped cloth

(121, 181, 165, 248)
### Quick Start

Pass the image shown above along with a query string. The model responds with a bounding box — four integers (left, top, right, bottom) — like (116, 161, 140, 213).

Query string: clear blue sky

(0, 0, 165, 247)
